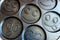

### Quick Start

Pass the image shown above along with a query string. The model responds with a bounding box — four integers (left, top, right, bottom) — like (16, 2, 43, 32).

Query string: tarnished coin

(1, 0, 20, 16)
(2, 16, 23, 39)
(22, 25, 46, 40)
(20, 3, 41, 24)
(42, 11, 60, 33)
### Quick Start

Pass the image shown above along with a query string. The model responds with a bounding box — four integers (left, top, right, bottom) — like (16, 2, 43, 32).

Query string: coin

(1, 0, 20, 16)
(20, 3, 41, 24)
(22, 25, 46, 40)
(42, 11, 60, 32)
(2, 16, 23, 39)
(38, 0, 57, 10)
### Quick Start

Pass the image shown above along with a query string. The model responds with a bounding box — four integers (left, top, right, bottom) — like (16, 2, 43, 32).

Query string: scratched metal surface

(0, 0, 60, 40)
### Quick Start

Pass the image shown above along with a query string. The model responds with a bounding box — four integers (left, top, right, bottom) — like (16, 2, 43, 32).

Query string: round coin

(1, 0, 20, 16)
(2, 16, 23, 39)
(20, 3, 41, 24)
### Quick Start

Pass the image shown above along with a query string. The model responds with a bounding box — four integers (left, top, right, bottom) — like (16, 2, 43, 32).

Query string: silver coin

(42, 11, 60, 33)
(20, 3, 41, 24)
(22, 25, 46, 40)
(38, 0, 57, 10)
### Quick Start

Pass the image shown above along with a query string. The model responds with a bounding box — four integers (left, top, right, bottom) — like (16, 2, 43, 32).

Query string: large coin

(20, 3, 41, 24)
(2, 16, 23, 39)
(42, 11, 60, 33)
(1, 0, 20, 16)
(22, 25, 46, 40)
